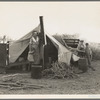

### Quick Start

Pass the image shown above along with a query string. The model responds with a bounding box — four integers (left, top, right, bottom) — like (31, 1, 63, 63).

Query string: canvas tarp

(9, 25, 79, 65)
(46, 33, 72, 65)
(9, 25, 40, 63)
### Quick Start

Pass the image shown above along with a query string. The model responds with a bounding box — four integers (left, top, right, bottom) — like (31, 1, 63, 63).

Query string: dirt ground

(0, 60, 100, 94)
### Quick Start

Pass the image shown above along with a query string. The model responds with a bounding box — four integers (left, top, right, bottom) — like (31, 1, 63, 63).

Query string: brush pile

(42, 61, 78, 79)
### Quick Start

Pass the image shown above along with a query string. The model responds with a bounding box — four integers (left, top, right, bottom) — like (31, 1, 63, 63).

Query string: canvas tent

(9, 25, 40, 63)
(9, 25, 79, 65)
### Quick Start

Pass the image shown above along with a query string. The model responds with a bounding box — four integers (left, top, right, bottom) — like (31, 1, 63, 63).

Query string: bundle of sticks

(42, 61, 78, 79)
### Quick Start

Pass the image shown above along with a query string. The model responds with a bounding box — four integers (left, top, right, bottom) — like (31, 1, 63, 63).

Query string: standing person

(85, 43, 95, 71)
(77, 40, 86, 57)
(2, 35, 7, 43)
(28, 31, 40, 65)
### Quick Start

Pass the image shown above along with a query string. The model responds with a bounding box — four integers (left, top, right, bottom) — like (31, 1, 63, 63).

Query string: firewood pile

(0, 74, 44, 90)
(42, 61, 78, 79)
(0, 82, 44, 90)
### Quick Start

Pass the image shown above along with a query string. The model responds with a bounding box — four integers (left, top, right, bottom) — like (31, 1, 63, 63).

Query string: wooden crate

(0, 44, 7, 67)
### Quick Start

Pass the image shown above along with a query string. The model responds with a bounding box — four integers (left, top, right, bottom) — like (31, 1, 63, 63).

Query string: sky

(0, 2, 100, 43)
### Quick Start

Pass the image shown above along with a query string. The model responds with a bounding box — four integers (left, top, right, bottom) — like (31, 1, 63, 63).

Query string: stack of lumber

(42, 61, 78, 79)
(0, 74, 44, 90)
(0, 82, 44, 90)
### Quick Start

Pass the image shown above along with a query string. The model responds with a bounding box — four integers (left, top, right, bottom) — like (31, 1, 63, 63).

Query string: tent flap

(9, 25, 40, 63)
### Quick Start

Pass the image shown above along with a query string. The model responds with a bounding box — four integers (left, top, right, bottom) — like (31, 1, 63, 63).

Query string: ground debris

(0, 81, 44, 90)
(1, 73, 27, 82)
(42, 61, 78, 79)
(0, 73, 44, 90)
(9, 84, 44, 90)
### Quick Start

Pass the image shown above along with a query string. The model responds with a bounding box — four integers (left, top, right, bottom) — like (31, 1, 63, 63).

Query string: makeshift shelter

(9, 25, 80, 67)
(9, 25, 40, 63)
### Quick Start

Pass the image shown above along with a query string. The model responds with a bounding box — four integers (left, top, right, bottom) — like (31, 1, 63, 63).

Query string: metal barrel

(31, 64, 42, 79)
(78, 58, 88, 72)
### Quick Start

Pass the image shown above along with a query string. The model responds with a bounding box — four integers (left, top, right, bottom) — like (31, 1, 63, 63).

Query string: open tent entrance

(44, 36, 58, 69)
(17, 46, 29, 61)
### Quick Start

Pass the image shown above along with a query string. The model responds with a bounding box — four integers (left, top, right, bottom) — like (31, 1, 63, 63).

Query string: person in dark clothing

(85, 43, 95, 71)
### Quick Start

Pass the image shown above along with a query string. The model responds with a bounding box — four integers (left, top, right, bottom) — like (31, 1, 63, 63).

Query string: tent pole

(39, 16, 46, 69)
